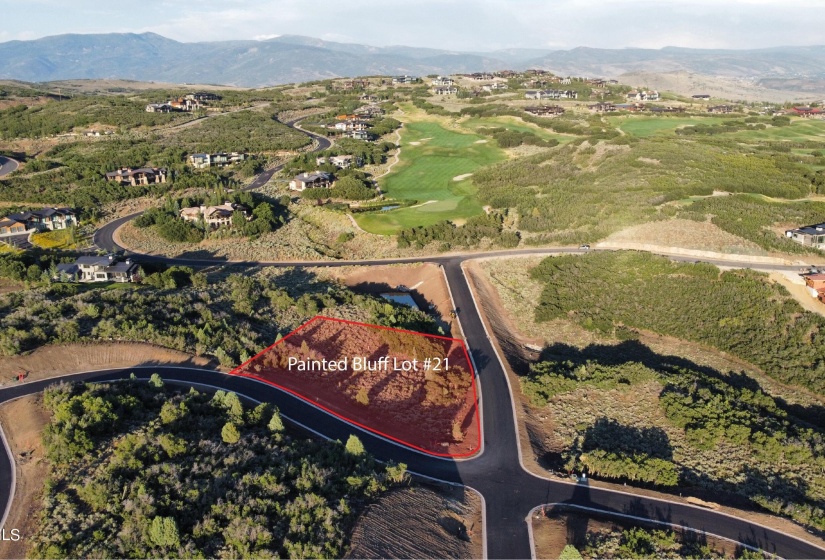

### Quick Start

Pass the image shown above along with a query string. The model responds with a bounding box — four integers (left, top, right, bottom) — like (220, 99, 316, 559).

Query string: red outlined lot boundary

(230, 316, 482, 459)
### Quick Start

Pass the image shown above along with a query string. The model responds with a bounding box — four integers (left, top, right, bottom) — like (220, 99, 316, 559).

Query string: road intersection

(4, 121, 825, 558)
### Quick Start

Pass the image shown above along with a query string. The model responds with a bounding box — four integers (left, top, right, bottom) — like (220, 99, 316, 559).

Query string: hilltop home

(0, 218, 28, 235)
(525, 90, 577, 100)
(289, 171, 335, 191)
(180, 202, 250, 228)
(3, 207, 76, 232)
(56, 254, 139, 283)
(588, 102, 617, 113)
(431, 76, 455, 86)
(190, 92, 221, 102)
(707, 105, 738, 114)
(627, 90, 660, 101)
(786, 223, 825, 249)
(334, 120, 369, 132)
(432, 86, 458, 95)
(692, 94, 711, 100)
(525, 105, 565, 117)
(349, 130, 370, 140)
(316, 155, 363, 169)
(392, 75, 417, 84)
(188, 152, 246, 169)
(145, 103, 175, 113)
(482, 83, 508, 92)
(105, 167, 167, 186)
(791, 107, 825, 118)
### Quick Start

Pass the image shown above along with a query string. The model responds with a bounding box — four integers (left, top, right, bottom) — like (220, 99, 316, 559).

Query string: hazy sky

(2, 0, 823, 51)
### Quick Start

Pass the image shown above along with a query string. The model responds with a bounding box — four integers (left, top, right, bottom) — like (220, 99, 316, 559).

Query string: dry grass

(601, 218, 766, 254)
(345, 484, 482, 559)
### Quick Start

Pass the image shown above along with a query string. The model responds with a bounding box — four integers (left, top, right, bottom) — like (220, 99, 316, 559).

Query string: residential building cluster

(145, 92, 221, 113)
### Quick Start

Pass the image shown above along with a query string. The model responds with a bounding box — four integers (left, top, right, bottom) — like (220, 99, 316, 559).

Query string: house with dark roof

(57, 254, 139, 283)
(289, 171, 335, 191)
(0, 217, 29, 235)
(786, 223, 825, 249)
(525, 105, 565, 117)
(106, 167, 167, 186)
(179, 202, 250, 228)
(4, 207, 76, 232)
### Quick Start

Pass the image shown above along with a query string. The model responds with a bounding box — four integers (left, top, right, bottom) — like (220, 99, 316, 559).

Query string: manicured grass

(608, 116, 730, 137)
(354, 121, 505, 235)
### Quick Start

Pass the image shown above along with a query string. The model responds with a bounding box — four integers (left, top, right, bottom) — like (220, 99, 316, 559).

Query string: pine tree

(221, 422, 240, 444)
(268, 409, 285, 433)
(345, 434, 365, 456)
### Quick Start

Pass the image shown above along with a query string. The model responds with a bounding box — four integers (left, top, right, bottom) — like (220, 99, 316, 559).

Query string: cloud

(0, 0, 823, 51)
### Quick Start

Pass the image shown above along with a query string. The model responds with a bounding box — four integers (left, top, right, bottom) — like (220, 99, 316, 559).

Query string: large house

(791, 107, 825, 118)
(316, 155, 363, 169)
(707, 105, 738, 114)
(180, 202, 250, 228)
(482, 83, 508, 92)
(1, 207, 76, 233)
(431, 76, 455, 87)
(105, 167, 168, 186)
(627, 90, 659, 101)
(188, 152, 246, 169)
(289, 172, 335, 191)
(334, 120, 369, 132)
(525, 105, 565, 117)
(432, 86, 458, 95)
(692, 94, 711, 100)
(145, 103, 175, 113)
(55, 254, 139, 283)
(524, 90, 578, 100)
(588, 102, 617, 113)
(349, 130, 370, 140)
(392, 75, 418, 85)
(786, 223, 825, 249)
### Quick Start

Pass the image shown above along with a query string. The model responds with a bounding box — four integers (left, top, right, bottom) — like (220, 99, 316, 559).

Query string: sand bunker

(453, 173, 473, 181)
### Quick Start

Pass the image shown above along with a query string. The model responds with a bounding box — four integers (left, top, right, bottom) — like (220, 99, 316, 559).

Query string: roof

(55, 263, 80, 275)
(295, 172, 333, 182)
(104, 261, 137, 274)
(790, 223, 825, 236)
(76, 255, 114, 266)
(804, 273, 825, 281)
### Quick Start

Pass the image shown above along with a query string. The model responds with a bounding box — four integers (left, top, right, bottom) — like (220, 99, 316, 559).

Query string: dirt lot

(0, 394, 50, 558)
(346, 484, 483, 559)
(531, 508, 741, 559)
(311, 263, 457, 334)
(0, 342, 219, 388)
(464, 255, 825, 551)
(601, 218, 766, 255)
(235, 316, 480, 457)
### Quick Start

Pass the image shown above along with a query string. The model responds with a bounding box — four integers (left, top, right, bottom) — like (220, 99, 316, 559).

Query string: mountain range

(1, 33, 824, 89)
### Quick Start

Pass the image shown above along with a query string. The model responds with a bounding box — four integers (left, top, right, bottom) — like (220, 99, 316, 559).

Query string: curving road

(17, 120, 825, 558)
(0, 156, 19, 178)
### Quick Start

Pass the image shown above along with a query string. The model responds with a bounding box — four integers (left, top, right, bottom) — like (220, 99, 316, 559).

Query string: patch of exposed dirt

(346, 484, 482, 559)
(311, 263, 456, 333)
(601, 218, 765, 254)
(235, 317, 480, 456)
(0, 342, 219, 387)
(531, 508, 741, 559)
(0, 394, 50, 558)
(769, 271, 825, 318)
(0, 278, 23, 294)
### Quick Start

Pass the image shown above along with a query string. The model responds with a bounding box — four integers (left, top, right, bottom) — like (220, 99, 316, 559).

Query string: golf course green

(354, 121, 505, 235)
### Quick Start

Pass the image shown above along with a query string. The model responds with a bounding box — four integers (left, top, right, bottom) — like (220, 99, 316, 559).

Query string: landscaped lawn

(354, 121, 505, 235)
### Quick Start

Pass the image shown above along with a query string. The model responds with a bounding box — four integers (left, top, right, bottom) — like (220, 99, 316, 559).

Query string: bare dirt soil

(531, 508, 741, 559)
(0, 342, 219, 388)
(0, 394, 50, 559)
(346, 484, 483, 559)
(601, 218, 765, 255)
(465, 256, 825, 551)
(234, 316, 480, 457)
(311, 263, 456, 333)
(769, 271, 825, 318)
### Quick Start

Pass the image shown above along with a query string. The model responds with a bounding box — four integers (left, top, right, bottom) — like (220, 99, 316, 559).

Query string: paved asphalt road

(0, 156, 19, 178)
(25, 119, 825, 557)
